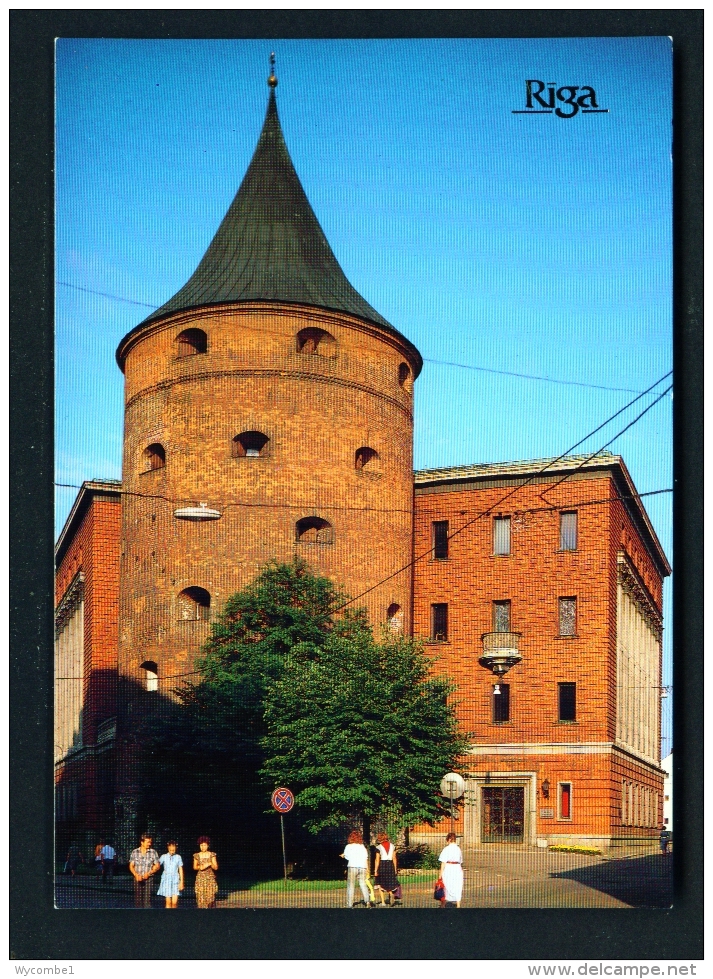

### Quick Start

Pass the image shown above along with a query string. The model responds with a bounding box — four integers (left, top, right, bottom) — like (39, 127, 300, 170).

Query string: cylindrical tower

(116, 74, 422, 701)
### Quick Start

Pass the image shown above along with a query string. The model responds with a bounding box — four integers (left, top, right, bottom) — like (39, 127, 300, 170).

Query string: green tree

(260, 620, 470, 836)
(137, 558, 345, 846)
(139, 558, 467, 851)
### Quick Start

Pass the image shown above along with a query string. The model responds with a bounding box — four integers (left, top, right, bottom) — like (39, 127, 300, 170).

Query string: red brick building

(410, 456, 670, 850)
(54, 480, 121, 855)
(55, 72, 669, 858)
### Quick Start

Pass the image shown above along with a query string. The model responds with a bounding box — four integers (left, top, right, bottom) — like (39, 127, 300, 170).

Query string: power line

(57, 281, 158, 310)
(56, 280, 661, 395)
(333, 371, 672, 613)
(54, 370, 670, 517)
(539, 385, 672, 502)
(52, 483, 672, 520)
(422, 357, 642, 394)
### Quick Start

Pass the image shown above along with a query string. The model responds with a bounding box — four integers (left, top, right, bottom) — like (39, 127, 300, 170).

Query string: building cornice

(467, 742, 614, 756)
(55, 480, 122, 569)
(617, 551, 663, 638)
(54, 572, 84, 637)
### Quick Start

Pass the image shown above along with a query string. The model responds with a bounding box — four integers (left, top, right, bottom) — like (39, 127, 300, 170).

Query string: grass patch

(548, 845, 601, 856)
(249, 878, 344, 893)
(224, 869, 437, 895)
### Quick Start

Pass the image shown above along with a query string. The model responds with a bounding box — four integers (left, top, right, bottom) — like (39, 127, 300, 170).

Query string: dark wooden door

(481, 787, 525, 843)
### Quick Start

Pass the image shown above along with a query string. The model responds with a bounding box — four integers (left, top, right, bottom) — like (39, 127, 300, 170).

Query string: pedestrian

(438, 832, 463, 908)
(129, 833, 160, 908)
(193, 836, 218, 908)
(65, 843, 84, 877)
(659, 826, 672, 854)
(374, 833, 401, 907)
(94, 841, 104, 877)
(157, 841, 184, 909)
(340, 830, 372, 908)
(100, 841, 116, 884)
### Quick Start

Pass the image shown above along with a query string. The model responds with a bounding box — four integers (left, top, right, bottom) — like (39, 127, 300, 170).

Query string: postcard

(53, 37, 673, 914)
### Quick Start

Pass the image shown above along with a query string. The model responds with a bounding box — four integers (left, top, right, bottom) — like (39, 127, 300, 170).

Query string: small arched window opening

(296, 517, 333, 545)
(296, 327, 337, 358)
(176, 328, 208, 357)
(140, 660, 158, 692)
(386, 603, 403, 632)
(143, 443, 166, 471)
(355, 446, 379, 471)
(232, 431, 270, 458)
(177, 586, 211, 621)
(398, 363, 411, 389)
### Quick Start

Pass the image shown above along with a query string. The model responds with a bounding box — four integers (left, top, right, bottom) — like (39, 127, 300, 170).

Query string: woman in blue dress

(157, 841, 184, 908)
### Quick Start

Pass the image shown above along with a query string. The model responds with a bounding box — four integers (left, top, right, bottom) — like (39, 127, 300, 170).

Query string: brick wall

(55, 490, 121, 843)
(118, 301, 418, 699)
(411, 468, 665, 846)
(413, 473, 616, 744)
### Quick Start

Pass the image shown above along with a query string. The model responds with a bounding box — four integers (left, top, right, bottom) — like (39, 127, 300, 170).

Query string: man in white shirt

(340, 831, 371, 908)
(100, 842, 116, 884)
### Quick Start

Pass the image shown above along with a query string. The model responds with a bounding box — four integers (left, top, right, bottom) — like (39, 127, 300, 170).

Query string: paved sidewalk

(55, 850, 672, 910)
(217, 850, 671, 909)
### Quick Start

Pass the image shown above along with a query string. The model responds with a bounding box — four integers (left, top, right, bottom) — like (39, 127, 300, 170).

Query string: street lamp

(440, 772, 465, 836)
(173, 502, 222, 521)
(479, 631, 522, 692)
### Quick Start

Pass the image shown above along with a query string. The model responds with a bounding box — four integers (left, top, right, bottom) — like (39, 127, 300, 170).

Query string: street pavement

(55, 848, 672, 910)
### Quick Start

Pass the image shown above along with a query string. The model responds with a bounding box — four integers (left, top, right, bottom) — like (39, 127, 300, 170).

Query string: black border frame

(10, 9, 702, 960)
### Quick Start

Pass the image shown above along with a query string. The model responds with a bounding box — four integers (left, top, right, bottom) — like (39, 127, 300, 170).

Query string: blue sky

(55, 37, 673, 750)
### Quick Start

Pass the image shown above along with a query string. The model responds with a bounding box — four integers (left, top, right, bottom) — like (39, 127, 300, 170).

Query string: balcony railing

(96, 717, 117, 745)
(480, 631, 523, 676)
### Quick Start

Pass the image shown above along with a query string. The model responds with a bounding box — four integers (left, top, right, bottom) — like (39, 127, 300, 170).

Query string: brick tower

(113, 65, 421, 847)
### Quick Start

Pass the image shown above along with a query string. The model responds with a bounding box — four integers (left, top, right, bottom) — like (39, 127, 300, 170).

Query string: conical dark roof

(136, 88, 414, 352)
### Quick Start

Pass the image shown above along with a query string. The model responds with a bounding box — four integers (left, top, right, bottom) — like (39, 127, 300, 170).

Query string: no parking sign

(271, 787, 294, 881)
(271, 787, 295, 813)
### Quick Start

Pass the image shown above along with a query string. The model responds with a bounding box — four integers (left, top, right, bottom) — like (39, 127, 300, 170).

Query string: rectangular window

(493, 516, 511, 556)
(431, 603, 448, 641)
(433, 521, 449, 560)
(559, 782, 572, 820)
(628, 782, 633, 826)
(492, 600, 512, 633)
(558, 682, 576, 721)
(558, 596, 577, 636)
(492, 683, 510, 722)
(560, 511, 578, 551)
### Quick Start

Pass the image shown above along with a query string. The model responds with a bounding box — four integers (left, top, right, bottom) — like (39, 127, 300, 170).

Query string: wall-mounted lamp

(541, 779, 550, 799)
(174, 502, 221, 521)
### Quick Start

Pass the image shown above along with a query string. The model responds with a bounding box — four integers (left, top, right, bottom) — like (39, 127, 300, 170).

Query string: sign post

(271, 787, 295, 883)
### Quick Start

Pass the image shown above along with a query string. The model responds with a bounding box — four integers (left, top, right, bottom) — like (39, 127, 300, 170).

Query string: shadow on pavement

(550, 854, 673, 908)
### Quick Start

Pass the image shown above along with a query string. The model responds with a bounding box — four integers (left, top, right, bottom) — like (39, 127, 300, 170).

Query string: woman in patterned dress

(157, 841, 184, 908)
(193, 836, 218, 908)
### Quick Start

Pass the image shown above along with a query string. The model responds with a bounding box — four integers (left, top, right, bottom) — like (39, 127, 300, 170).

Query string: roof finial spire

(268, 52, 278, 88)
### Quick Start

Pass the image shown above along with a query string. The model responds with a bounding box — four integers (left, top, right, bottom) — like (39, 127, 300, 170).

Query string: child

(156, 841, 184, 908)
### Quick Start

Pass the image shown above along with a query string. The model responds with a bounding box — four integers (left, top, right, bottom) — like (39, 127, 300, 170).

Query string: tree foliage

(260, 617, 469, 833)
(139, 558, 468, 842)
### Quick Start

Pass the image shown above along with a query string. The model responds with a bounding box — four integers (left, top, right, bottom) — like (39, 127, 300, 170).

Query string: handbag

(433, 878, 445, 901)
(393, 883, 402, 901)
